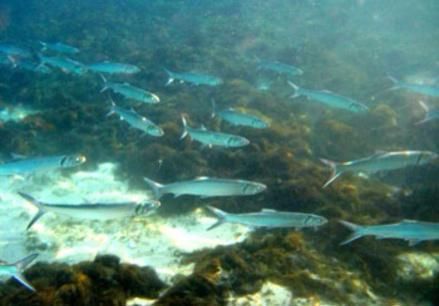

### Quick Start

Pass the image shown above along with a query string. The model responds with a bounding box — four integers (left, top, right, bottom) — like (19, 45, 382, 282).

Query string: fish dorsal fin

(11, 153, 27, 160)
(200, 124, 207, 130)
(401, 219, 417, 224)
(321, 89, 333, 93)
(261, 208, 277, 213)
(227, 107, 235, 111)
(195, 176, 209, 180)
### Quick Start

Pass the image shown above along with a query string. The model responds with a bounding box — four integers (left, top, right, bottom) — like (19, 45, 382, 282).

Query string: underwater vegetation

(0, 0, 438, 305)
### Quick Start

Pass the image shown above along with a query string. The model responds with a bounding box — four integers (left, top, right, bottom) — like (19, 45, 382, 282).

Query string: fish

(0, 154, 86, 176)
(17, 59, 52, 73)
(39, 41, 79, 54)
(181, 116, 250, 148)
(143, 176, 266, 199)
(320, 150, 438, 188)
(107, 101, 164, 137)
(206, 205, 327, 231)
(87, 61, 141, 75)
(0, 253, 39, 291)
(257, 59, 303, 77)
(211, 100, 269, 129)
(288, 81, 369, 113)
(101, 75, 160, 104)
(339, 219, 439, 246)
(0, 44, 32, 58)
(18, 192, 161, 230)
(416, 101, 439, 125)
(164, 68, 223, 86)
(388, 76, 439, 97)
(39, 55, 86, 75)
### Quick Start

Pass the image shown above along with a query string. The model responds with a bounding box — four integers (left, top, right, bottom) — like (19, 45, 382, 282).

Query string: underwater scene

(0, 0, 438, 305)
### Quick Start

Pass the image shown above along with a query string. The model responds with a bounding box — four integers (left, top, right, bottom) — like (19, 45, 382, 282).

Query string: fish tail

(180, 115, 188, 140)
(319, 158, 342, 188)
(339, 220, 364, 245)
(7, 55, 18, 68)
(164, 68, 174, 86)
(414, 101, 429, 125)
(106, 96, 116, 117)
(211, 99, 216, 118)
(287, 81, 300, 98)
(99, 73, 108, 92)
(39, 41, 47, 52)
(11, 253, 38, 292)
(205, 205, 228, 230)
(386, 74, 401, 90)
(17, 192, 46, 230)
(143, 177, 163, 199)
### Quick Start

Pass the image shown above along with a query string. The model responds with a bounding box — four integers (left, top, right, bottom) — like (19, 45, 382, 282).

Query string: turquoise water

(0, 1, 438, 305)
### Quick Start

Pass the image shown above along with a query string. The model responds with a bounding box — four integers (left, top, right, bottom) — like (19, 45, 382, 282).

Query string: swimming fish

(39, 55, 86, 75)
(107, 101, 164, 137)
(320, 150, 438, 188)
(206, 205, 327, 230)
(388, 76, 439, 97)
(164, 68, 223, 86)
(144, 176, 266, 199)
(339, 219, 439, 246)
(0, 154, 86, 176)
(101, 75, 160, 104)
(0, 253, 39, 291)
(0, 44, 32, 58)
(211, 100, 269, 129)
(181, 116, 250, 148)
(88, 61, 140, 75)
(288, 81, 369, 113)
(40, 41, 80, 54)
(18, 192, 160, 230)
(257, 59, 303, 77)
(416, 101, 439, 125)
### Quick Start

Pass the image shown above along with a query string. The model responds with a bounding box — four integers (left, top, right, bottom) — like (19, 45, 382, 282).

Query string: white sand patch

(397, 252, 439, 281)
(0, 162, 250, 284)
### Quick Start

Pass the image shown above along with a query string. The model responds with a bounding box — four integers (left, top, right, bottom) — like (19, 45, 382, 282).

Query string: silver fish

(339, 219, 439, 246)
(388, 76, 439, 97)
(0, 154, 86, 176)
(320, 150, 438, 188)
(40, 41, 79, 54)
(206, 206, 327, 231)
(88, 61, 140, 75)
(164, 68, 223, 86)
(18, 192, 160, 230)
(288, 81, 369, 113)
(257, 59, 303, 77)
(101, 75, 160, 104)
(107, 101, 164, 137)
(212, 100, 269, 129)
(416, 101, 439, 125)
(181, 116, 250, 148)
(0, 253, 38, 292)
(39, 55, 86, 75)
(0, 44, 32, 58)
(144, 176, 266, 199)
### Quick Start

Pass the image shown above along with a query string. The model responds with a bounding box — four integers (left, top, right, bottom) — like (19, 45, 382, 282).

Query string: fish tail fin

(106, 96, 116, 117)
(211, 99, 216, 118)
(386, 74, 401, 90)
(17, 192, 45, 230)
(99, 73, 108, 92)
(39, 41, 47, 52)
(180, 115, 188, 140)
(12, 253, 38, 292)
(205, 205, 228, 230)
(7, 55, 18, 68)
(287, 81, 300, 98)
(319, 158, 342, 188)
(143, 177, 163, 199)
(339, 220, 364, 245)
(415, 101, 429, 125)
(164, 68, 174, 86)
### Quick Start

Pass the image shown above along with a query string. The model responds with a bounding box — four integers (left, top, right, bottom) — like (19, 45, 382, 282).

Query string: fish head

(147, 125, 164, 137)
(419, 151, 439, 164)
(149, 93, 160, 104)
(227, 136, 250, 147)
(308, 214, 328, 227)
(253, 119, 269, 129)
(242, 182, 267, 195)
(208, 76, 223, 86)
(136, 200, 161, 215)
(61, 154, 87, 168)
(350, 102, 369, 113)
